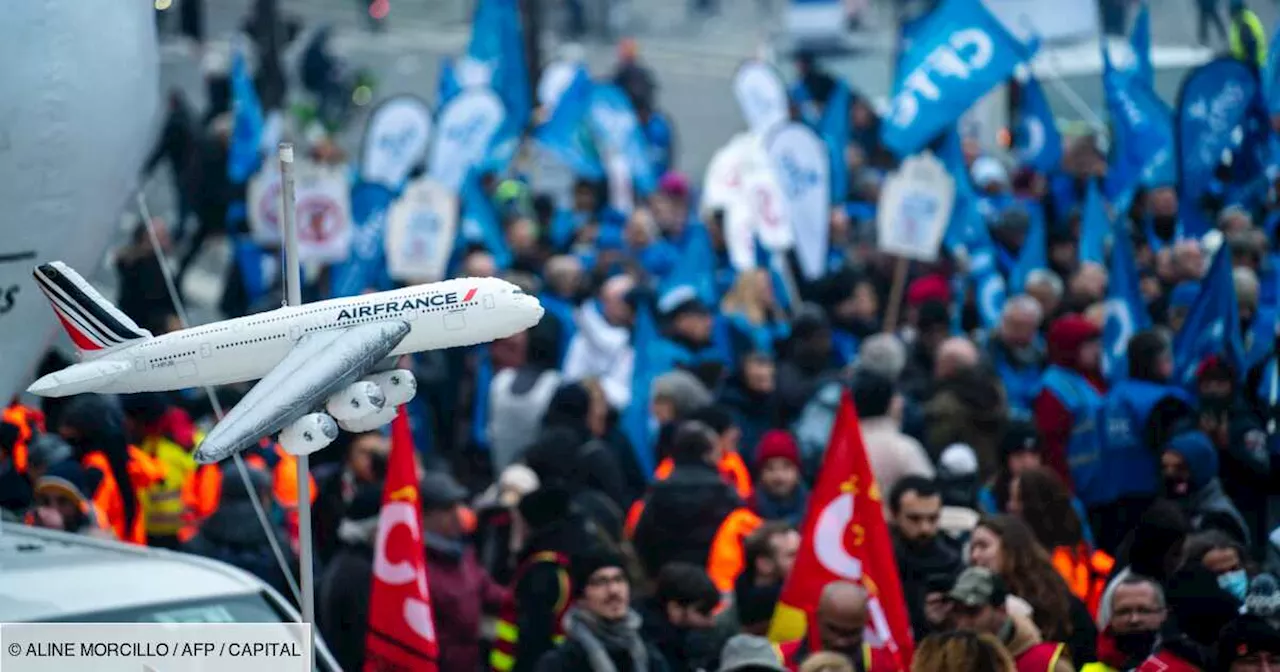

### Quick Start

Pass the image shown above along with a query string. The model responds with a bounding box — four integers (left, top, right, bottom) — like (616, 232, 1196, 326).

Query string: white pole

(278, 143, 316, 636)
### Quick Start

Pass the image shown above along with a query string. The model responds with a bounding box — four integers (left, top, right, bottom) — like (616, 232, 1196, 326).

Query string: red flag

(364, 409, 440, 671)
(767, 390, 915, 666)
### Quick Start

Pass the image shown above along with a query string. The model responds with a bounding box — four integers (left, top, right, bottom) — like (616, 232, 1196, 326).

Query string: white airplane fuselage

(32, 276, 541, 396)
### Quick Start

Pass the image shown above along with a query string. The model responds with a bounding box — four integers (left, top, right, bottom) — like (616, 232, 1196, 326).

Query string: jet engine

(325, 381, 386, 422)
(362, 369, 418, 407)
(338, 404, 398, 433)
(278, 413, 339, 456)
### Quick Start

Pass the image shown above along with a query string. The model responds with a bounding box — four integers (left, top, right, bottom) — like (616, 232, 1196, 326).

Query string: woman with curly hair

(1011, 467, 1115, 617)
(969, 515, 1098, 666)
(910, 631, 1015, 672)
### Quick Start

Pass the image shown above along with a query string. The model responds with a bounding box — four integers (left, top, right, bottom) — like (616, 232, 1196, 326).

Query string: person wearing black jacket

(638, 563, 722, 671)
(316, 483, 381, 672)
(632, 421, 743, 581)
(888, 476, 964, 639)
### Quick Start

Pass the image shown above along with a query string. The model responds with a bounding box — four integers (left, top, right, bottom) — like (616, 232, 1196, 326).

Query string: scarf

(564, 607, 649, 672)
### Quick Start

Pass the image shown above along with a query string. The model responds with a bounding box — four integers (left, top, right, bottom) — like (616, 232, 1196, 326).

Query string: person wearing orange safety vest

(490, 486, 578, 672)
(179, 440, 316, 546)
(2, 403, 46, 475)
(123, 394, 201, 549)
(57, 394, 149, 545)
(632, 420, 762, 595)
(1051, 543, 1115, 618)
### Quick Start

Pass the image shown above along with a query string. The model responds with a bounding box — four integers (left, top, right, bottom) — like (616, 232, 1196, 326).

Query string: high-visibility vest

(178, 443, 316, 542)
(489, 551, 572, 672)
(3, 404, 46, 474)
(653, 451, 754, 500)
(137, 433, 198, 537)
(1015, 642, 1065, 672)
(706, 508, 763, 593)
(1230, 10, 1268, 67)
(82, 451, 147, 545)
(1051, 544, 1115, 618)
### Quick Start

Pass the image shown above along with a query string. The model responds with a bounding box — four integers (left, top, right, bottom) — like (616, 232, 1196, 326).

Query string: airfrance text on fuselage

(336, 292, 464, 321)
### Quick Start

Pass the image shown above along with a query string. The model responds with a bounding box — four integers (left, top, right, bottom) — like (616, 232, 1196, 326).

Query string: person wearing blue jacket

(651, 286, 731, 389)
(984, 295, 1046, 422)
(1097, 330, 1196, 553)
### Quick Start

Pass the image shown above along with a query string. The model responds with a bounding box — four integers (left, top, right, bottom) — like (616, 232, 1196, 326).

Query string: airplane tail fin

(33, 261, 152, 359)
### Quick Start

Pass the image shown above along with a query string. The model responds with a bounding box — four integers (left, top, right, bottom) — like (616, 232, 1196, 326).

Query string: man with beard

(732, 522, 801, 635)
(889, 476, 963, 638)
(985, 296, 1046, 421)
(777, 582, 898, 671)
(534, 550, 670, 671)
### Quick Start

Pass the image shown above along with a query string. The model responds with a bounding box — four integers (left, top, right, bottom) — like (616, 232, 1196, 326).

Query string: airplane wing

(193, 321, 412, 464)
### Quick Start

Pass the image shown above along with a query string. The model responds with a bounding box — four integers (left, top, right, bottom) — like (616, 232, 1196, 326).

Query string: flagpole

(278, 142, 317, 638)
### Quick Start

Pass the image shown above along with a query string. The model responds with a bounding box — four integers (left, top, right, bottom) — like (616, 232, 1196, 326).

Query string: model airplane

(26, 261, 543, 464)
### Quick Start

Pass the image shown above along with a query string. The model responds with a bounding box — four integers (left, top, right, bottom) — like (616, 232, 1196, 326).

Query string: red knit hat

(906, 274, 951, 307)
(754, 430, 801, 470)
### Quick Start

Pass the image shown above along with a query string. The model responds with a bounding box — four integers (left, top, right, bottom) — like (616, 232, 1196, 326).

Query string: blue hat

(1165, 431, 1218, 491)
(1170, 281, 1202, 309)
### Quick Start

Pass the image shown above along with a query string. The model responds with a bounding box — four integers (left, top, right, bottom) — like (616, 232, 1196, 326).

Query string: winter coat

(860, 416, 936, 512)
(317, 543, 374, 672)
(562, 301, 635, 410)
(633, 461, 742, 580)
(424, 540, 510, 672)
(182, 498, 295, 599)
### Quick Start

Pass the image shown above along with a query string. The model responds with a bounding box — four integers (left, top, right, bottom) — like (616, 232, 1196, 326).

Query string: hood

(1047, 314, 1101, 370)
(575, 301, 629, 355)
(60, 394, 126, 444)
(1166, 431, 1218, 491)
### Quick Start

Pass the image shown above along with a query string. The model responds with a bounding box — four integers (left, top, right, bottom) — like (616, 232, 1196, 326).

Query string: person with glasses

(1083, 576, 1166, 672)
(534, 549, 671, 672)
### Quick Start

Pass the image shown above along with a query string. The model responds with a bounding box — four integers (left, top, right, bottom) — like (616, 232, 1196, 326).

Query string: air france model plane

(27, 262, 543, 463)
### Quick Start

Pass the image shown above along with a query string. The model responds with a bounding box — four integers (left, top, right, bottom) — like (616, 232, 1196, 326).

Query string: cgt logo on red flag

(364, 408, 440, 671)
(767, 390, 915, 668)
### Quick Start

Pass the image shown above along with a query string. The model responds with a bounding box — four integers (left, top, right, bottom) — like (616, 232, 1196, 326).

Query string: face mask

(1112, 630, 1158, 660)
(1151, 215, 1177, 240)
(1219, 569, 1249, 601)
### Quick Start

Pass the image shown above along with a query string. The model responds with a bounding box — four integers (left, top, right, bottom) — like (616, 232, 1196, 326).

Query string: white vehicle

(26, 262, 544, 463)
(0, 523, 340, 671)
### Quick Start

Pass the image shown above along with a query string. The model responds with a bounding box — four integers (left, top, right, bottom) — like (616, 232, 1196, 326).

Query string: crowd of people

(9, 1, 1280, 671)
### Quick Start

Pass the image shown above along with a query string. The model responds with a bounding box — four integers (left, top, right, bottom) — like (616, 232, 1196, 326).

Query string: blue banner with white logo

(1175, 58, 1261, 238)
(534, 66, 604, 179)
(1103, 44, 1175, 201)
(881, 0, 1034, 156)
(1014, 75, 1062, 174)
(589, 84, 658, 196)
(468, 0, 531, 135)
(1103, 221, 1150, 380)
(1173, 244, 1246, 386)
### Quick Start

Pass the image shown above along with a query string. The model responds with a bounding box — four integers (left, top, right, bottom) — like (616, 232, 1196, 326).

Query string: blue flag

(227, 48, 264, 185)
(1129, 2, 1153, 87)
(468, 0, 531, 134)
(821, 79, 852, 204)
(589, 84, 658, 196)
(459, 171, 513, 269)
(622, 303, 659, 478)
(1009, 203, 1047, 295)
(1103, 224, 1151, 380)
(659, 224, 718, 305)
(1176, 58, 1261, 238)
(937, 130, 1006, 328)
(437, 57, 462, 107)
(1265, 21, 1280, 116)
(1173, 244, 1246, 386)
(1103, 45, 1175, 199)
(881, 0, 1034, 156)
(329, 181, 397, 297)
(534, 66, 603, 178)
(1079, 179, 1109, 266)
(1014, 75, 1062, 173)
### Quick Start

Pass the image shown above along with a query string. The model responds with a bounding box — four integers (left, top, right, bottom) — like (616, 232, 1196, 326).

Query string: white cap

(970, 156, 1009, 190)
(939, 443, 978, 476)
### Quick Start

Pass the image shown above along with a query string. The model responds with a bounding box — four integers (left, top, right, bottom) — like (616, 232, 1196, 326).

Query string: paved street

(126, 0, 1280, 322)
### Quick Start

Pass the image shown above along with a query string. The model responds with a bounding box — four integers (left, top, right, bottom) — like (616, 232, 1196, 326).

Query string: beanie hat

(1246, 573, 1280, 620)
(1217, 614, 1280, 665)
(1046, 314, 1101, 365)
(572, 548, 627, 596)
(939, 443, 978, 477)
(906, 274, 951, 307)
(754, 430, 800, 471)
(518, 485, 573, 531)
(999, 420, 1039, 461)
(34, 460, 91, 507)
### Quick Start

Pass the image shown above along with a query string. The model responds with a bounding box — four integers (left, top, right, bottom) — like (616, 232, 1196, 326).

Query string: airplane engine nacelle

(278, 413, 339, 457)
(338, 404, 399, 434)
(363, 369, 417, 407)
(325, 381, 386, 422)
